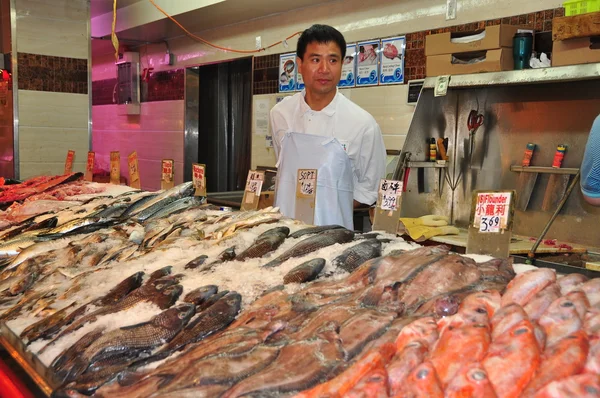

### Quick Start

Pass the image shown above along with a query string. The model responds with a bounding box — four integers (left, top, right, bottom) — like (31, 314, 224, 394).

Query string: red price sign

(161, 159, 174, 182)
(64, 150, 75, 174)
(86, 152, 95, 172)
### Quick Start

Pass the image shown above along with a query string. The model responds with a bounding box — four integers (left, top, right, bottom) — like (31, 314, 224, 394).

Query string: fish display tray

(0, 322, 57, 396)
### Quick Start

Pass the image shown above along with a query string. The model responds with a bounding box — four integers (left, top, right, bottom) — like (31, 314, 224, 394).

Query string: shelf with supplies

(510, 166, 580, 175)
(407, 161, 448, 168)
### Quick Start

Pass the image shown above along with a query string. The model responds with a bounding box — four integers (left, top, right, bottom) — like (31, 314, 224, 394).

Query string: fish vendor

(270, 24, 386, 230)
(581, 114, 600, 206)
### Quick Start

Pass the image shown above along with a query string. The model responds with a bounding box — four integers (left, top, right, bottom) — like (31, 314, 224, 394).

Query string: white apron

(274, 131, 354, 230)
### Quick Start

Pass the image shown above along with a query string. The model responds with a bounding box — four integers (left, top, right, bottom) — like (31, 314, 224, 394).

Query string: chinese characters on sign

(378, 179, 403, 211)
(298, 169, 317, 196)
(161, 160, 174, 183)
(474, 192, 512, 233)
(243, 170, 264, 206)
(110, 151, 120, 185)
(192, 164, 206, 196)
(84, 151, 95, 182)
(128, 151, 140, 189)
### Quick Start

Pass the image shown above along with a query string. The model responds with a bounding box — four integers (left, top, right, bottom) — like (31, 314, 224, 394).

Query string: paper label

(279, 53, 297, 92)
(339, 43, 357, 88)
(192, 163, 207, 196)
(254, 98, 270, 136)
(379, 36, 405, 85)
(297, 169, 317, 196)
(85, 151, 94, 182)
(378, 179, 402, 211)
(161, 159, 174, 183)
(110, 151, 120, 185)
(128, 151, 140, 189)
(381, 194, 399, 211)
(473, 192, 512, 233)
(265, 135, 274, 148)
(64, 150, 75, 175)
(356, 40, 380, 87)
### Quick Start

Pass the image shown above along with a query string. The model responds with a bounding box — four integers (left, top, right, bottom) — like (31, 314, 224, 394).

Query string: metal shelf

(510, 166, 579, 175)
(422, 64, 600, 89)
(408, 161, 448, 168)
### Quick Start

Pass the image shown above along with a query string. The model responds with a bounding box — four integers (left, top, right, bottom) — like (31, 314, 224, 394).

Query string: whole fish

(143, 196, 205, 222)
(577, 278, 600, 307)
(222, 327, 345, 398)
(52, 327, 105, 381)
(183, 285, 218, 305)
(8, 271, 39, 296)
(394, 361, 444, 398)
(0, 235, 38, 258)
(332, 239, 382, 273)
(387, 341, 429, 396)
(66, 304, 195, 381)
(339, 310, 394, 360)
(129, 182, 195, 220)
(557, 273, 589, 295)
(184, 255, 208, 270)
(524, 283, 561, 322)
(91, 203, 131, 219)
(119, 193, 161, 219)
(235, 230, 288, 261)
(501, 268, 556, 307)
(283, 258, 326, 284)
(263, 229, 355, 268)
(538, 295, 584, 347)
(444, 363, 497, 398)
(533, 373, 600, 398)
(257, 226, 290, 239)
(289, 224, 344, 239)
(20, 302, 77, 343)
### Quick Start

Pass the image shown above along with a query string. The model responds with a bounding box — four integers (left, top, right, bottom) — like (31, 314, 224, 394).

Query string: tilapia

(66, 304, 195, 381)
(263, 229, 355, 268)
(289, 224, 344, 239)
(235, 229, 288, 261)
(283, 258, 326, 284)
(183, 285, 218, 305)
(332, 239, 382, 273)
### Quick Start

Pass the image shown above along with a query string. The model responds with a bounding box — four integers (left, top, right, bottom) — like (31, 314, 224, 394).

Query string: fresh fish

(6, 236, 74, 271)
(289, 224, 344, 239)
(501, 268, 556, 307)
(539, 295, 584, 347)
(491, 303, 528, 340)
(8, 271, 39, 296)
(235, 230, 288, 261)
(522, 330, 589, 396)
(533, 373, 600, 398)
(143, 196, 205, 222)
(388, 341, 428, 396)
(283, 258, 326, 284)
(130, 183, 195, 221)
(257, 226, 290, 239)
(339, 310, 394, 360)
(0, 290, 51, 321)
(184, 255, 208, 270)
(524, 283, 561, 322)
(394, 361, 444, 398)
(557, 273, 589, 295)
(222, 327, 345, 397)
(67, 304, 195, 381)
(444, 363, 497, 398)
(52, 327, 106, 382)
(91, 203, 131, 219)
(0, 235, 38, 258)
(183, 285, 218, 305)
(344, 367, 390, 398)
(483, 320, 540, 398)
(120, 193, 161, 219)
(577, 278, 600, 307)
(263, 229, 355, 268)
(147, 266, 173, 283)
(394, 317, 439, 354)
(20, 302, 77, 343)
(332, 239, 382, 272)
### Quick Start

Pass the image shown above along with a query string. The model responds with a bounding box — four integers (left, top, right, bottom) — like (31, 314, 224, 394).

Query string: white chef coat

(270, 89, 387, 205)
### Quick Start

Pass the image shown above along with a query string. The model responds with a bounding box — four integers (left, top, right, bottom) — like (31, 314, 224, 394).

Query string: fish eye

(476, 308, 488, 314)
(470, 370, 487, 381)
(585, 386, 599, 394)
(560, 301, 574, 307)
(416, 369, 429, 379)
(514, 328, 528, 336)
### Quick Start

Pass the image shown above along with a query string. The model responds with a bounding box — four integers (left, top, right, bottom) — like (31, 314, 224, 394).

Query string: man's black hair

(297, 24, 346, 60)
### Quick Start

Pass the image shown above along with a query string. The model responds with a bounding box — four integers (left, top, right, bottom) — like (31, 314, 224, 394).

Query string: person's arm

(353, 123, 387, 207)
(581, 115, 600, 206)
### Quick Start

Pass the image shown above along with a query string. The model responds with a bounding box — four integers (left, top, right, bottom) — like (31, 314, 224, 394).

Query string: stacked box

(552, 11, 600, 66)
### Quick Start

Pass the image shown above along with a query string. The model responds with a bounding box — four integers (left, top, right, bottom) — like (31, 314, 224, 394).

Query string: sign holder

(128, 151, 141, 189)
(110, 151, 120, 185)
(241, 170, 265, 211)
(373, 179, 403, 233)
(84, 151, 94, 182)
(466, 190, 515, 258)
(192, 163, 207, 197)
(295, 169, 317, 224)
(161, 159, 175, 190)
(64, 150, 75, 175)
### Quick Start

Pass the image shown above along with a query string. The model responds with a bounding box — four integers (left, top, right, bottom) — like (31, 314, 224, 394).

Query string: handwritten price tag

(298, 169, 317, 196)
(64, 150, 75, 175)
(110, 151, 120, 185)
(128, 151, 140, 189)
(161, 159, 174, 189)
(192, 163, 206, 196)
(242, 170, 265, 210)
(473, 192, 512, 233)
(381, 194, 398, 211)
(84, 151, 94, 182)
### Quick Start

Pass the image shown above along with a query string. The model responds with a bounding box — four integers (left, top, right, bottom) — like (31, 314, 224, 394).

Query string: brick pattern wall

(92, 69, 184, 105)
(18, 53, 87, 94)
(253, 54, 279, 95)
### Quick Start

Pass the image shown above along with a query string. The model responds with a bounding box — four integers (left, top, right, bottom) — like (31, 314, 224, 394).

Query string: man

(581, 115, 600, 206)
(270, 24, 386, 228)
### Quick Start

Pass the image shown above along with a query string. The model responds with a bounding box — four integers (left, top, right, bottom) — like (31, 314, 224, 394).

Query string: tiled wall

(15, 0, 89, 179)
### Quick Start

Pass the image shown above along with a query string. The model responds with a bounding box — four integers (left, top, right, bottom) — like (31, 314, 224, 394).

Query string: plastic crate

(564, 0, 600, 16)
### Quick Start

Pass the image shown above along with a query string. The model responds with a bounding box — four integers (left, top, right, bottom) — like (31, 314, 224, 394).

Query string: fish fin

(262, 259, 283, 268)
(120, 321, 151, 331)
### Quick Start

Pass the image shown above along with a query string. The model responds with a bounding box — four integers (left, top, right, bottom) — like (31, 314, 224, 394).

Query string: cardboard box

(552, 37, 600, 66)
(426, 48, 514, 77)
(426, 25, 527, 56)
(258, 191, 275, 209)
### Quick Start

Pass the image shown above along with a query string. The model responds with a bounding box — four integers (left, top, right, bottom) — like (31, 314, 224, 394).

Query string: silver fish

(128, 182, 194, 218)
(144, 196, 205, 222)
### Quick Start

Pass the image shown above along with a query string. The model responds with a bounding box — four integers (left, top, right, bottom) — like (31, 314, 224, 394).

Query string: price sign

(242, 170, 265, 211)
(473, 192, 512, 233)
(298, 169, 317, 196)
(373, 178, 403, 233)
(64, 150, 75, 175)
(192, 163, 206, 196)
(128, 151, 141, 189)
(84, 151, 95, 182)
(381, 194, 398, 211)
(110, 151, 120, 185)
(161, 159, 174, 190)
(378, 179, 402, 211)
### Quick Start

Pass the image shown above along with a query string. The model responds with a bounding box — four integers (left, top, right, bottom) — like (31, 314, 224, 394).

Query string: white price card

(381, 194, 398, 211)
(298, 169, 317, 196)
(473, 192, 512, 233)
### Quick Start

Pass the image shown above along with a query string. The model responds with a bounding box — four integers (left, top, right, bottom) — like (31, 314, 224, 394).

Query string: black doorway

(184, 57, 252, 192)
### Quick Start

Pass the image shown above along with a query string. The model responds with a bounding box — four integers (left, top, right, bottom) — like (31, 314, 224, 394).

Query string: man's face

(297, 41, 342, 96)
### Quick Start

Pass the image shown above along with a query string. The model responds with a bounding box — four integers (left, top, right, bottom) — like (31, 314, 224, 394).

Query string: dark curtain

(196, 58, 252, 192)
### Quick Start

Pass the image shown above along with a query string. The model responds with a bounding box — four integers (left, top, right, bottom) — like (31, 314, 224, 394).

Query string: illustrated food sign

(380, 36, 405, 85)
(279, 53, 297, 92)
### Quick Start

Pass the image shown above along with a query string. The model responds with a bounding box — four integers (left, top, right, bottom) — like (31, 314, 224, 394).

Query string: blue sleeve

(581, 115, 600, 199)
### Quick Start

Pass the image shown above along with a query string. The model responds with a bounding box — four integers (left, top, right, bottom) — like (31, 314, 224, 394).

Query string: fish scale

(235, 232, 287, 261)
(332, 239, 382, 273)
